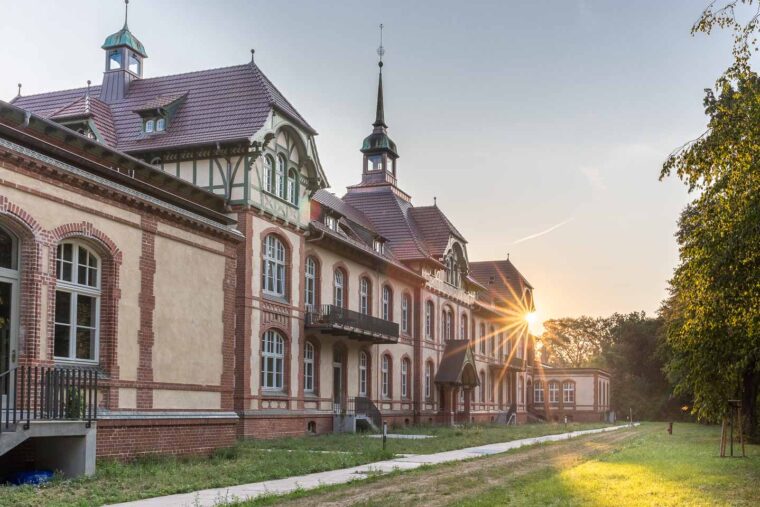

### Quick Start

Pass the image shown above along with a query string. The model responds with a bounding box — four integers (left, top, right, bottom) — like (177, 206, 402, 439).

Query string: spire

(16, 83, 22, 98)
(124, 0, 129, 29)
(373, 24, 387, 128)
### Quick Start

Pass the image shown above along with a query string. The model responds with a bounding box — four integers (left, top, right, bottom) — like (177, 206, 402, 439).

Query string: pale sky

(0, 1, 741, 326)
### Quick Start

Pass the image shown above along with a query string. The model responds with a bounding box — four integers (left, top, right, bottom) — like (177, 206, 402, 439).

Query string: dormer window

(108, 50, 122, 70)
(144, 119, 154, 133)
(325, 215, 337, 231)
(373, 239, 384, 254)
(156, 118, 166, 132)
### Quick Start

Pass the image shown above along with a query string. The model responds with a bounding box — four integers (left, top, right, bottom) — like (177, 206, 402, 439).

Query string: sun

(525, 311, 543, 335)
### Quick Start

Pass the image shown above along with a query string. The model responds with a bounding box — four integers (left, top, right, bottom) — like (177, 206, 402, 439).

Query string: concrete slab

(367, 433, 435, 439)
(108, 424, 638, 507)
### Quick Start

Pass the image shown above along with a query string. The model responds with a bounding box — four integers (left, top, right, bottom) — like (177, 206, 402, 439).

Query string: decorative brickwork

(137, 215, 157, 409)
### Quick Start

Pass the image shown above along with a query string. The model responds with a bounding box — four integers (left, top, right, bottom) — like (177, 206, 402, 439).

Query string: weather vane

(377, 23, 385, 67)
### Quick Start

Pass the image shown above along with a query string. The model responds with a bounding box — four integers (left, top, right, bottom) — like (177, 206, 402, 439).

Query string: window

(276, 154, 287, 199)
(325, 215, 337, 231)
(549, 381, 559, 404)
(263, 155, 274, 193)
(425, 301, 433, 340)
(518, 376, 524, 404)
(108, 50, 121, 70)
(534, 381, 544, 403)
(304, 257, 317, 309)
(480, 371, 486, 402)
(54, 242, 100, 362)
(287, 169, 298, 205)
(156, 118, 166, 132)
(442, 309, 452, 341)
(479, 324, 486, 354)
(489, 326, 496, 357)
(333, 269, 345, 308)
(382, 285, 392, 321)
(304, 342, 315, 393)
(563, 381, 575, 404)
(261, 330, 285, 390)
(367, 154, 382, 171)
(128, 52, 141, 74)
(460, 314, 468, 340)
(144, 119, 154, 133)
(373, 239, 384, 254)
(401, 294, 409, 334)
(359, 277, 370, 315)
(263, 235, 286, 297)
(359, 351, 368, 396)
(516, 337, 523, 359)
(381, 354, 391, 398)
(424, 362, 432, 399)
(0, 227, 18, 270)
(401, 358, 409, 398)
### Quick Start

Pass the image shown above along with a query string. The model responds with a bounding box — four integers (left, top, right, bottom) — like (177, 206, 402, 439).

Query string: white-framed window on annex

(303, 341, 315, 393)
(263, 235, 286, 298)
(563, 381, 575, 404)
(534, 381, 544, 404)
(549, 381, 559, 404)
(261, 330, 285, 390)
(54, 241, 100, 362)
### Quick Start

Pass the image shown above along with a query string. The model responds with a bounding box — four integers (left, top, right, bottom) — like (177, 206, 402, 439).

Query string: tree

(660, 1, 760, 441)
(539, 317, 610, 368)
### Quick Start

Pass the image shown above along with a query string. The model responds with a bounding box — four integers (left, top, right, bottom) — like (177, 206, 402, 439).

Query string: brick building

(0, 9, 611, 473)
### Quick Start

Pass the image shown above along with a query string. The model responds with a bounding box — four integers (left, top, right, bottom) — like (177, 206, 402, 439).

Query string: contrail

(513, 217, 574, 244)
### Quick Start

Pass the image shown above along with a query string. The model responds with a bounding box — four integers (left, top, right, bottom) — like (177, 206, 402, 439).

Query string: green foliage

(540, 316, 612, 367)
(660, 1, 760, 440)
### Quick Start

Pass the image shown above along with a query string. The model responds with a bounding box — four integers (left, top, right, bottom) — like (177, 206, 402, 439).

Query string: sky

(0, 1, 742, 329)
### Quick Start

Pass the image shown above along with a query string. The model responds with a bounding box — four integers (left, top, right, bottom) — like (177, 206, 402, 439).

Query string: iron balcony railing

(305, 304, 399, 343)
(1, 364, 98, 431)
(345, 396, 382, 430)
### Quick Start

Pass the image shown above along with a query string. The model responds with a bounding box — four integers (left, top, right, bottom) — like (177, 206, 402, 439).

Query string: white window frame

(359, 278, 370, 315)
(304, 257, 316, 309)
(334, 269, 345, 308)
(287, 168, 298, 205)
(563, 381, 575, 404)
(144, 119, 154, 133)
(549, 381, 559, 404)
(401, 359, 409, 398)
(263, 155, 274, 194)
(155, 118, 166, 132)
(262, 330, 285, 390)
(381, 355, 390, 398)
(534, 381, 544, 403)
(304, 341, 315, 393)
(54, 241, 101, 364)
(460, 314, 467, 340)
(373, 239, 384, 254)
(518, 377, 524, 404)
(401, 295, 409, 333)
(263, 235, 286, 298)
(359, 351, 368, 396)
(382, 286, 391, 321)
(424, 362, 432, 399)
(275, 154, 287, 199)
(425, 301, 433, 340)
(325, 215, 337, 231)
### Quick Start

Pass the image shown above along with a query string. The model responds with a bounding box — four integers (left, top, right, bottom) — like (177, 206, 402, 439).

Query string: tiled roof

(342, 186, 433, 262)
(49, 95, 118, 147)
(133, 92, 187, 112)
(469, 259, 534, 307)
(312, 189, 376, 232)
(435, 340, 479, 385)
(10, 62, 314, 153)
(408, 205, 467, 258)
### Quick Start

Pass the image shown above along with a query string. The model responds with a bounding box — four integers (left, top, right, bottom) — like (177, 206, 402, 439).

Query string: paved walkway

(109, 424, 637, 507)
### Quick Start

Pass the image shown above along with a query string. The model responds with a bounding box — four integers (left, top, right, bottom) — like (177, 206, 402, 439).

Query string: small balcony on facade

(305, 304, 399, 344)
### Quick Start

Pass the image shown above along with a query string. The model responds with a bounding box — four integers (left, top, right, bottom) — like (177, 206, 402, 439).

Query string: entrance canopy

(435, 340, 479, 387)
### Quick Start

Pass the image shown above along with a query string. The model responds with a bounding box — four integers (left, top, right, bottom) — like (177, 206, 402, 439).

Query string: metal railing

(347, 396, 382, 430)
(1, 365, 98, 431)
(305, 305, 399, 341)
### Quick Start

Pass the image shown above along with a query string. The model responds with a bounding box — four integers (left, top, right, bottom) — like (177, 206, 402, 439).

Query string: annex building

(0, 10, 611, 475)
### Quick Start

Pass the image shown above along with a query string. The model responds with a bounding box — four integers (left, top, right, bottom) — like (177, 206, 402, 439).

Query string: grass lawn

(0, 422, 607, 507)
(257, 423, 760, 507)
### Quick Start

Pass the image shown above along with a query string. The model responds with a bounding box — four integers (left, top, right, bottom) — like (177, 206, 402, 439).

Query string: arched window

(479, 371, 486, 402)
(549, 381, 559, 404)
(518, 376, 525, 404)
(381, 354, 391, 398)
(359, 351, 368, 396)
(516, 337, 524, 359)
(401, 294, 410, 334)
(534, 381, 544, 403)
(262, 235, 286, 297)
(304, 256, 318, 309)
(425, 301, 434, 340)
(359, 277, 371, 315)
(333, 268, 345, 308)
(563, 381, 575, 404)
(381, 285, 392, 321)
(489, 326, 496, 357)
(276, 154, 287, 198)
(287, 168, 299, 205)
(261, 330, 285, 390)
(424, 361, 433, 399)
(479, 323, 486, 354)
(54, 241, 100, 361)
(460, 314, 468, 340)
(0, 226, 17, 270)
(442, 309, 452, 341)
(401, 358, 410, 398)
(0, 227, 18, 388)
(263, 155, 274, 193)
(304, 341, 315, 393)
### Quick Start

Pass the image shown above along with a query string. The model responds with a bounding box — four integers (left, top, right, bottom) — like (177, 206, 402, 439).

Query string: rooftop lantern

(100, 0, 147, 103)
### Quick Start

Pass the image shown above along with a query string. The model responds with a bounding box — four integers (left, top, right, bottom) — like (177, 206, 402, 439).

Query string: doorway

(333, 360, 342, 413)
(0, 225, 19, 410)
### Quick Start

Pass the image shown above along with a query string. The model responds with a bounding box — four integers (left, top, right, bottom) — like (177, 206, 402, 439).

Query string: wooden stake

(739, 407, 746, 458)
(719, 418, 727, 457)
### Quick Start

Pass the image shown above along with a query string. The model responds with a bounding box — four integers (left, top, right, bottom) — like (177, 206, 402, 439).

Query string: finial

(377, 23, 385, 68)
(434, 196, 437, 206)
(250, 48, 255, 63)
(85, 80, 91, 113)
(16, 83, 22, 97)
(507, 252, 510, 260)
(124, 0, 129, 28)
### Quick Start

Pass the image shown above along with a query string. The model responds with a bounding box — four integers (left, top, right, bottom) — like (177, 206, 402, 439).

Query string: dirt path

(273, 426, 647, 507)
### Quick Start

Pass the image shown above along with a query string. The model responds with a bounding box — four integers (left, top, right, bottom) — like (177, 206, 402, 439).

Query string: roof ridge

(251, 62, 314, 131)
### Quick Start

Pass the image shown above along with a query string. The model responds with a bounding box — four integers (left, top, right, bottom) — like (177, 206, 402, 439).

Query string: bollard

(668, 422, 673, 435)
(382, 421, 388, 451)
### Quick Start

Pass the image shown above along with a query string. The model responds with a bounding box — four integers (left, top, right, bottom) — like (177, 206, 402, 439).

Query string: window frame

(304, 256, 318, 310)
(304, 341, 315, 393)
(563, 381, 575, 404)
(359, 351, 368, 397)
(261, 329, 286, 391)
(401, 358, 409, 399)
(333, 268, 346, 308)
(381, 285, 392, 321)
(424, 361, 432, 399)
(424, 300, 434, 341)
(287, 168, 299, 206)
(549, 381, 559, 404)
(381, 354, 391, 399)
(534, 381, 544, 404)
(262, 235, 287, 299)
(54, 241, 101, 364)
(401, 294, 409, 334)
(479, 324, 486, 354)
(359, 277, 371, 315)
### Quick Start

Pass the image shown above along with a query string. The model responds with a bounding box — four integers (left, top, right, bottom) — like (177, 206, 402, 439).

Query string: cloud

(513, 217, 574, 245)
(580, 166, 606, 193)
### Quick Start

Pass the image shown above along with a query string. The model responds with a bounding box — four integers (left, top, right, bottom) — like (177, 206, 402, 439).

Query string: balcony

(305, 304, 399, 344)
